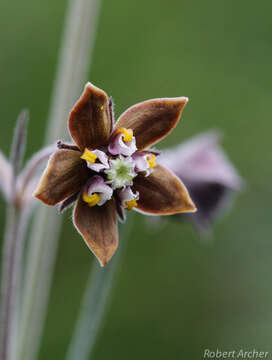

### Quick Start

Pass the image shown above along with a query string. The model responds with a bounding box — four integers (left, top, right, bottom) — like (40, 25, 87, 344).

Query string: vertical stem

(47, 0, 100, 141)
(0, 205, 19, 360)
(18, 1, 101, 359)
(0, 111, 29, 360)
(0, 206, 30, 360)
(66, 217, 133, 360)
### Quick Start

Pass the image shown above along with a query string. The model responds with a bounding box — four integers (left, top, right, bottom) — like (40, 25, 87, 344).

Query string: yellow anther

(116, 128, 133, 142)
(80, 148, 98, 163)
(83, 192, 100, 207)
(147, 154, 156, 169)
(100, 105, 104, 111)
(125, 199, 138, 210)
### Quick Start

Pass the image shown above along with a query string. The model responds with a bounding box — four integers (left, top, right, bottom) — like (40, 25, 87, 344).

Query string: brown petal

(133, 164, 196, 215)
(34, 150, 88, 206)
(115, 97, 188, 150)
(73, 197, 118, 266)
(68, 82, 111, 150)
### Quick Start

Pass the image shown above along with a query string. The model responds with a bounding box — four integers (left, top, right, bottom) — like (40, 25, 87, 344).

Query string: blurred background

(0, 0, 271, 359)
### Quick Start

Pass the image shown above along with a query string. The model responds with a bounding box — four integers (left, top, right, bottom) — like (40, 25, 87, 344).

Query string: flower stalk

(17, 0, 101, 359)
(66, 216, 133, 360)
(0, 205, 20, 360)
(0, 111, 29, 360)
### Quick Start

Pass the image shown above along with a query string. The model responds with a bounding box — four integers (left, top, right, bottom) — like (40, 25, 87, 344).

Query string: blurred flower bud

(159, 131, 244, 234)
(0, 109, 55, 213)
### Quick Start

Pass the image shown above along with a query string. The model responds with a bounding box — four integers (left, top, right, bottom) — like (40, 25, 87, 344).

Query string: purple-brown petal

(68, 82, 111, 150)
(73, 197, 118, 266)
(115, 97, 188, 151)
(133, 164, 196, 215)
(34, 149, 88, 206)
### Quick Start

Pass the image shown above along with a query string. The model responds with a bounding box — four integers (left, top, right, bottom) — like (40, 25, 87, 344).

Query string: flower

(34, 82, 196, 266)
(159, 131, 243, 234)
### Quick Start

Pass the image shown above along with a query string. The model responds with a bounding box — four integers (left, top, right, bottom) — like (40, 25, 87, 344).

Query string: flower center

(80, 128, 157, 211)
(105, 156, 136, 189)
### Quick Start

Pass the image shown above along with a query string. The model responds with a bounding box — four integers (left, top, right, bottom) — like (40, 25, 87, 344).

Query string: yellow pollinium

(80, 148, 98, 163)
(147, 154, 156, 169)
(116, 128, 133, 142)
(83, 192, 100, 207)
(125, 199, 138, 211)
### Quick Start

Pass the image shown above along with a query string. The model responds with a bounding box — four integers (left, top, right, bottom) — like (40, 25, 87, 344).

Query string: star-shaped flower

(34, 83, 196, 266)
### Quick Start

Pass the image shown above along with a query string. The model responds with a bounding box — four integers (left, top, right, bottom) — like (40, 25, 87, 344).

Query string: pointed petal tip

(161, 198, 197, 215)
(33, 188, 64, 207)
(99, 260, 106, 267)
(170, 96, 189, 105)
(97, 255, 110, 267)
(86, 242, 117, 267)
(80, 82, 109, 107)
(33, 190, 41, 201)
(191, 205, 197, 213)
(182, 200, 197, 214)
(175, 182, 197, 214)
(76, 229, 118, 267)
(158, 96, 189, 109)
(176, 96, 189, 111)
(179, 96, 189, 103)
(33, 188, 54, 206)
(84, 82, 108, 98)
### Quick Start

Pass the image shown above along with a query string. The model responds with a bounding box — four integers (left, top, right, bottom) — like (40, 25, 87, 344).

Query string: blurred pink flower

(159, 131, 244, 233)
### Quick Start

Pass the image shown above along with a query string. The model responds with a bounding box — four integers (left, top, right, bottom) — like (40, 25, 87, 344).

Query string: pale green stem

(0, 205, 30, 360)
(0, 111, 29, 360)
(18, 1, 101, 359)
(0, 205, 19, 360)
(66, 216, 134, 360)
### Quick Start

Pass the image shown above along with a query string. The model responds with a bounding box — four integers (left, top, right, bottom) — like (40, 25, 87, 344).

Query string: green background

(0, 0, 272, 359)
